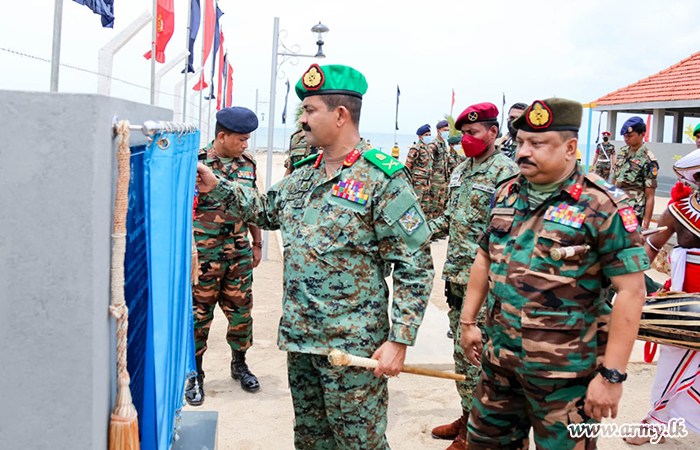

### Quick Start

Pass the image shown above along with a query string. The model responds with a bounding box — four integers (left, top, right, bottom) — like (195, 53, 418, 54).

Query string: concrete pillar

(606, 111, 618, 136)
(672, 111, 684, 143)
(652, 108, 665, 143)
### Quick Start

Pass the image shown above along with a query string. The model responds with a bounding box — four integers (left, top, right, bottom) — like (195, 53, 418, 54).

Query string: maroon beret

(455, 102, 499, 129)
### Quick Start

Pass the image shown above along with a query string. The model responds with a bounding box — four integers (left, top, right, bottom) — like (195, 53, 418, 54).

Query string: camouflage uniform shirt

(428, 137, 450, 218)
(404, 141, 433, 213)
(611, 143, 658, 221)
(284, 128, 315, 172)
(205, 140, 435, 356)
(194, 145, 257, 257)
(430, 150, 518, 285)
(479, 169, 649, 378)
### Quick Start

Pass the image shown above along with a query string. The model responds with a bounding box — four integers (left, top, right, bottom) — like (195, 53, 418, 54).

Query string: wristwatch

(599, 365, 627, 383)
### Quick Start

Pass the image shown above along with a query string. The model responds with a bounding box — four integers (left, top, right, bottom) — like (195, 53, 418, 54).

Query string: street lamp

(263, 17, 329, 261)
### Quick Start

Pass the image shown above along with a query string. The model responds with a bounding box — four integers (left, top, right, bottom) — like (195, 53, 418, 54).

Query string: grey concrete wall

(610, 139, 696, 195)
(0, 91, 171, 450)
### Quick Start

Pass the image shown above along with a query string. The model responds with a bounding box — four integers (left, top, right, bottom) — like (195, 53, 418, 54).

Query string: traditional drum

(638, 293, 700, 351)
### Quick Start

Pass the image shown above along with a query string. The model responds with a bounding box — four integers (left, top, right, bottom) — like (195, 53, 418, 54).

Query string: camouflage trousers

(411, 177, 431, 216)
(192, 247, 253, 356)
(467, 360, 597, 450)
(447, 282, 486, 410)
(593, 162, 611, 181)
(428, 181, 448, 219)
(287, 352, 390, 450)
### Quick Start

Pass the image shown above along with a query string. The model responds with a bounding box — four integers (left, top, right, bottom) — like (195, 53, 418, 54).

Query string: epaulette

(293, 153, 319, 168)
(585, 173, 629, 206)
(363, 148, 404, 177)
(492, 173, 519, 205)
(647, 150, 658, 162)
(241, 150, 256, 165)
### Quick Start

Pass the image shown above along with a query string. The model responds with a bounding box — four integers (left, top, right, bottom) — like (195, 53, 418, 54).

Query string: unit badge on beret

(628, 127, 633, 133)
(468, 111, 479, 122)
(399, 206, 423, 234)
(526, 101, 553, 129)
(302, 64, 324, 90)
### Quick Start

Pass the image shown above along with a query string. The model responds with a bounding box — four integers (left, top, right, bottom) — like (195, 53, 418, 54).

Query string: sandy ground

(184, 153, 700, 449)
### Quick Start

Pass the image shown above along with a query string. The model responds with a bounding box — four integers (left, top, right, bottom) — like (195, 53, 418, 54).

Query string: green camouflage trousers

(192, 246, 253, 355)
(467, 360, 596, 450)
(594, 162, 611, 181)
(428, 182, 448, 220)
(287, 352, 390, 450)
(447, 282, 486, 410)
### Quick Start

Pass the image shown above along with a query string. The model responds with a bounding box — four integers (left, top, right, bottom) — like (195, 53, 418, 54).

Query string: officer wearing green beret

(460, 98, 649, 450)
(196, 64, 434, 449)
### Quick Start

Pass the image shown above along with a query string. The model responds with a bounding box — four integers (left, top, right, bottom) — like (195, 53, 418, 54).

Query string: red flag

(143, 0, 175, 63)
(216, 31, 225, 111)
(226, 62, 233, 107)
(645, 114, 652, 142)
(450, 89, 455, 116)
(192, 0, 215, 91)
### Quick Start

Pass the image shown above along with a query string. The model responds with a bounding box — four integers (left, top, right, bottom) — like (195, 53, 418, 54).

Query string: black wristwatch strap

(599, 365, 627, 383)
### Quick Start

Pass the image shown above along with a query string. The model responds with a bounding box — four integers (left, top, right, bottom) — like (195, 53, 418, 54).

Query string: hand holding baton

(327, 349, 466, 381)
(549, 226, 668, 261)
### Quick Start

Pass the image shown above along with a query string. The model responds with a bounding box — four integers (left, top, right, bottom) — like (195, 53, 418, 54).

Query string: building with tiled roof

(592, 51, 700, 144)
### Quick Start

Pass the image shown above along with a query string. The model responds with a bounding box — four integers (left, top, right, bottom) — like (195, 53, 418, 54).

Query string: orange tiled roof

(595, 51, 700, 106)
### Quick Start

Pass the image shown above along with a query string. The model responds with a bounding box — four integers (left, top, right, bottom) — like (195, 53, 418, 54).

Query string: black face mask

(507, 120, 517, 138)
(603, 137, 609, 142)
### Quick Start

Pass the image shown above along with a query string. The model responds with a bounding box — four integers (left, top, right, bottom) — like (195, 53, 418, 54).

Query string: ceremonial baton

(328, 349, 466, 381)
(550, 226, 668, 261)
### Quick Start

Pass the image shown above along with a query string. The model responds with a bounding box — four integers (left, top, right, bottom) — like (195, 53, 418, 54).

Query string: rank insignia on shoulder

(619, 207, 639, 232)
(570, 183, 582, 201)
(399, 206, 423, 234)
(602, 181, 625, 199)
(331, 179, 369, 205)
(237, 168, 255, 180)
(544, 203, 585, 229)
(363, 149, 404, 176)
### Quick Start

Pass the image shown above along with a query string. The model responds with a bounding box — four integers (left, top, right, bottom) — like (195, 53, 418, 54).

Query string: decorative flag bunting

(221, 53, 229, 108)
(72, 0, 115, 28)
(192, 0, 215, 91)
(183, 0, 200, 73)
(143, 0, 175, 63)
(450, 88, 455, 117)
(205, 5, 224, 99)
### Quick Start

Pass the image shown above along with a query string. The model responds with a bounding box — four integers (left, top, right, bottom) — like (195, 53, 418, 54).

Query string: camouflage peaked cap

(512, 98, 582, 133)
(295, 64, 368, 100)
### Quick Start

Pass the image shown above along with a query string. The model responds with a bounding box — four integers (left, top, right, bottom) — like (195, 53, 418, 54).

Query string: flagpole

(150, 0, 157, 104)
(50, 0, 64, 92)
(182, 0, 192, 121)
(206, 98, 213, 141)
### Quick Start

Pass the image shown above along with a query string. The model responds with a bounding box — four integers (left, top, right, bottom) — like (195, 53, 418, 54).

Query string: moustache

(517, 157, 536, 167)
(302, 124, 312, 132)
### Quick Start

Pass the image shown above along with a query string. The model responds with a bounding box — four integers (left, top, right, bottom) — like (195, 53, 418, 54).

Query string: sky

(2, 0, 700, 143)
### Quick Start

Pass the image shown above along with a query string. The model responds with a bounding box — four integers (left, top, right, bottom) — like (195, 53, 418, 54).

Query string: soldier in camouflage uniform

(196, 64, 434, 449)
(460, 98, 650, 450)
(612, 117, 659, 230)
(429, 103, 518, 450)
(495, 102, 528, 160)
(284, 128, 317, 175)
(405, 124, 434, 216)
(446, 135, 465, 176)
(185, 107, 263, 407)
(591, 131, 615, 181)
(427, 120, 452, 219)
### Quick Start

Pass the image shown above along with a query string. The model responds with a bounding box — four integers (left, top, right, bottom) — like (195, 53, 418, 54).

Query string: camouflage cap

(295, 64, 368, 100)
(512, 98, 582, 133)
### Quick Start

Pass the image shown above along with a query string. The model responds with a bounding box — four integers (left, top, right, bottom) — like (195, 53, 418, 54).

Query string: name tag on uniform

(237, 168, 255, 180)
(331, 179, 369, 205)
(491, 207, 515, 216)
(473, 183, 496, 194)
(544, 203, 585, 229)
(449, 170, 463, 188)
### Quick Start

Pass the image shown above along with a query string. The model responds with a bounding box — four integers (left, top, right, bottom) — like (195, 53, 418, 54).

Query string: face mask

(507, 119, 517, 137)
(603, 137, 609, 142)
(441, 131, 449, 140)
(454, 145, 462, 152)
(422, 135, 431, 144)
(461, 133, 491, 157)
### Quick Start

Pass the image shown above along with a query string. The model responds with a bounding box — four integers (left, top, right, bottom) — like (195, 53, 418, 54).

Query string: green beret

(447, 135, 461, 145)
(512, 98, 582, 133)
(694, 123, 700, 137)
(295, 64, 368, 100)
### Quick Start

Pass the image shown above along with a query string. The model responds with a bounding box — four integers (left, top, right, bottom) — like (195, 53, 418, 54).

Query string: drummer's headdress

(673, 149, 700, 186)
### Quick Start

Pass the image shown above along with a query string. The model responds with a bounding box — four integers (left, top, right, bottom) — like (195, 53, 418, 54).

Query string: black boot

(185, 355, 205, 406)
(231, 349, 260, 392)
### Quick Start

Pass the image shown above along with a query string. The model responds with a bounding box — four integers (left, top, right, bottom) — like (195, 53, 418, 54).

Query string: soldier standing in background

(461, 98, 649, 449)
(495, 102, 528, 160)
(186, 107, 263, 406)
(591, 131, 615, 181)
(429, 103, 518, 450)
(196, 64, 435, 449)
(428, 119, 452, 219)
(612, 117, 659, 230)
(284, 127, 317, 176)
(405, 124, 434, 217)
(447, 135, 465, 176)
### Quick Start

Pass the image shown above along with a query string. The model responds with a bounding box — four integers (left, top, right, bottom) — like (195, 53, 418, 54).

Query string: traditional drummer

(628, 149, 700, 444)
(459, 98, 650, 449)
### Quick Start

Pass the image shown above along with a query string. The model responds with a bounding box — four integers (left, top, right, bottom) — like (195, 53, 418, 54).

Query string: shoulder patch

(585, 173, 629, 205)
(363, 148, 404, 176)
(293, 153, 319, 168)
